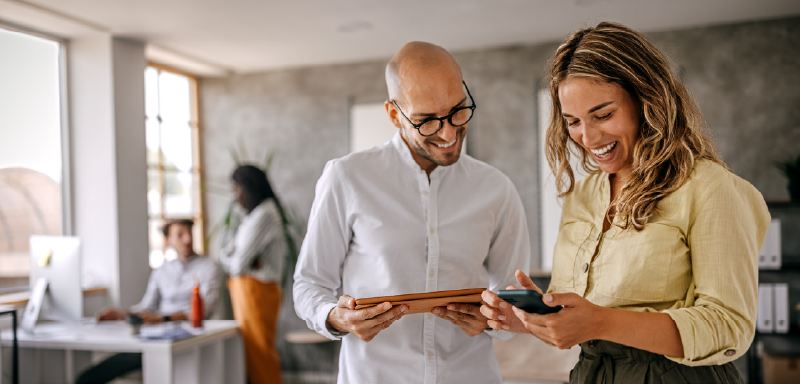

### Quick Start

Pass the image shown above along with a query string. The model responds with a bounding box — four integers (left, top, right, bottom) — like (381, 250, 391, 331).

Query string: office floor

(281, 334, 576, 384)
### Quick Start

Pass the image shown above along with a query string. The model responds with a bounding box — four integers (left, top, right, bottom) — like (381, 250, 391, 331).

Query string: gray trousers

(571, 340, 744, 384)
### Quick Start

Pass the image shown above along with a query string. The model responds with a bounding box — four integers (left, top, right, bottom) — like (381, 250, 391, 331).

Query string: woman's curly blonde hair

(545, 21, 726, 231)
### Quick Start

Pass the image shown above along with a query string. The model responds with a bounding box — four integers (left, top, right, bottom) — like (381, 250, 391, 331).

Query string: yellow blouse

(548, 160, 770, 366)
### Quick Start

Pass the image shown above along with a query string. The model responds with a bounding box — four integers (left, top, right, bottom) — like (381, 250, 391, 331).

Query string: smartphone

(497, 290, 562, 315)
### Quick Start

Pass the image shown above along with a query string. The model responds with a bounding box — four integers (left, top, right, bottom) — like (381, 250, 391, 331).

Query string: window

(0, 26, 65, 290)
(145, 64, 205, 269)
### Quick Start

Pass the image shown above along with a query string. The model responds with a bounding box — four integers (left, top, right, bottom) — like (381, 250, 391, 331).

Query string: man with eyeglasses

(294, 41, 530, 383)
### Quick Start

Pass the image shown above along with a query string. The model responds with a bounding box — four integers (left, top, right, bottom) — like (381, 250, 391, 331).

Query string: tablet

(355, 288, 485, 314)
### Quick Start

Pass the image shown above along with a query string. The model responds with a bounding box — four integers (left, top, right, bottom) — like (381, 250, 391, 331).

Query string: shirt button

(422, 190, 428, 195)
(427, 352, 434, 358)
(429, 269, 435, 277)
(582, 263, 589, 273)
(430, 227, 434, 234)
(427, 313, 433, 319)
(724, 349, 736, 356)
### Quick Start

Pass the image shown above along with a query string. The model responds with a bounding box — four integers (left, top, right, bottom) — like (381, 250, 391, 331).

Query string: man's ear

(384, 100, 403, 129)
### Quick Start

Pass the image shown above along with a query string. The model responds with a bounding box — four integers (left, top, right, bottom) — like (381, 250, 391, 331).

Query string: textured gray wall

(648, 17, 800, 202)
(200, 16, 800, 375)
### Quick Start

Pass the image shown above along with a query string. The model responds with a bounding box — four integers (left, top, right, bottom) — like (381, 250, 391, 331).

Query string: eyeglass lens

(418, 108, 474, 136)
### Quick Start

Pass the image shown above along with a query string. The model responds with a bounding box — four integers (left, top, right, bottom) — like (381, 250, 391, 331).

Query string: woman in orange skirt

(220, 165, 287, 384)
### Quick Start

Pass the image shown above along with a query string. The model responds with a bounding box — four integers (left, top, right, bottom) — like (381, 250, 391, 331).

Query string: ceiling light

(574, 0, 609, 6)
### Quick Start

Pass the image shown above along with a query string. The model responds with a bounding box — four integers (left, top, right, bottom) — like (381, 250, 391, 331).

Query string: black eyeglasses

(391, 81, 476, 137)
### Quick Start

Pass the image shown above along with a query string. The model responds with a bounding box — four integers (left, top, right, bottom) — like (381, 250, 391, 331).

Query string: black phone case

(497, 290, 562, 314)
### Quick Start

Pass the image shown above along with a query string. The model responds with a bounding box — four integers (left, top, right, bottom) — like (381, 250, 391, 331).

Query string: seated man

(76, 219, 220, 384)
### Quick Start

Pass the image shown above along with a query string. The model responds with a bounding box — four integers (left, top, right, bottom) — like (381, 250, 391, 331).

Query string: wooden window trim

(146, 62, 207, 255)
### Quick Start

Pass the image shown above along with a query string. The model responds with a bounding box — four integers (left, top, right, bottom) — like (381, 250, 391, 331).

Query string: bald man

(293, 42, 530, 383)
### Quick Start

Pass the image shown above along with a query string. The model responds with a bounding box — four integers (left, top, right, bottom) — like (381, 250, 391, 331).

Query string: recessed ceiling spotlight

(338, 20, 373, 33)
(574, 0, 609, 6)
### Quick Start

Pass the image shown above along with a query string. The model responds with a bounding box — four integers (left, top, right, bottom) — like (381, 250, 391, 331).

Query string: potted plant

(776, 155, 800, 202)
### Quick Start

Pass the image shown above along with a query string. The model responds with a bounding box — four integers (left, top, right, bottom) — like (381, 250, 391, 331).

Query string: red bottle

(191, 285, 203, 328)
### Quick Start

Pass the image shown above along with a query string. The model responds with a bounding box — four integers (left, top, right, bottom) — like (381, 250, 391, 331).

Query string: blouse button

(582, 263, 589, 273)
(724, 349, 736, 356)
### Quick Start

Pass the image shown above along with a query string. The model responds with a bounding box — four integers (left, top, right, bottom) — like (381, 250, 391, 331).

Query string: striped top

(219, 199, 286, 284)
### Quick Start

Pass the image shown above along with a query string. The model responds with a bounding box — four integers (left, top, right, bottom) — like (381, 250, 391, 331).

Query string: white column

(68, 33, 150, 308)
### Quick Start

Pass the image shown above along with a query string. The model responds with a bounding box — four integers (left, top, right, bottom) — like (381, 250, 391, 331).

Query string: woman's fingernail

(500, 302, 507, 309)
(384, 303, 392, 310)
(448, 305, 455, 310)
(433, 308, 440, 315)
(499, 315, 506, 321)
(502, 325, 509, 330)
(544, 294, 553, 302)
(401, 306, 408, 313)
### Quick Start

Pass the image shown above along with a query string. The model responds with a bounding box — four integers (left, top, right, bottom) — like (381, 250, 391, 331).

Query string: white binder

(759, 219, 781, 269)
(757, 284, 774, 333)
(774, 283, 789, 334)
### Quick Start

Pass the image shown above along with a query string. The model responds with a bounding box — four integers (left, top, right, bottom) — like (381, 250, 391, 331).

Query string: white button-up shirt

(130, 255, 220, 318)
(219, 199, 286, 284)
(293, 132, 530, 384)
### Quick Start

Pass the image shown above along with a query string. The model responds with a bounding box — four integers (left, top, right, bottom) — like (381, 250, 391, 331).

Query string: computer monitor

(28, 235, 82, 323)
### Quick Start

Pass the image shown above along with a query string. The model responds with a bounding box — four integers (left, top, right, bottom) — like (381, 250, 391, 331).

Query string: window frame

(0, 21, 70, 292)
(145, 62, 207, 260)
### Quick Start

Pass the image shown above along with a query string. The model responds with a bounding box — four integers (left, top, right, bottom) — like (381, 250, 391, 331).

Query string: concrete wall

(200, 16, 800, 375)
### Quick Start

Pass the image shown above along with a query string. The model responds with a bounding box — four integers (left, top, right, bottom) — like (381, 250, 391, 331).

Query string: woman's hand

(511, 292, 607, 349)
(481, 269, 543, 333)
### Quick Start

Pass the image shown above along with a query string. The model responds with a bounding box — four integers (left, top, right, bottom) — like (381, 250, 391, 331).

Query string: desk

(0, 320, 244, 384)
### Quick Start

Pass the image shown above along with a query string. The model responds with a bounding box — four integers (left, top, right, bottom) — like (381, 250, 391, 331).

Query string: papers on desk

(138, 322, 204, 340)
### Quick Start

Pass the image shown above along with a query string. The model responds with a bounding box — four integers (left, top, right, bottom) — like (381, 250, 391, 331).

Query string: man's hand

(481, 269, 542, 333)
(432, 303, 488, 337)
(139, 311, 164, 324)
(96, 308, 125, 321)
(327, 295, 408, 342)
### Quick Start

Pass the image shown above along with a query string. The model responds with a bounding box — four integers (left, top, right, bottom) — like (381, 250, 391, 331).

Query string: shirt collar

(391, 131, 421, 172)
(390, 131, 454, 178)
(179, 253, 198, 267)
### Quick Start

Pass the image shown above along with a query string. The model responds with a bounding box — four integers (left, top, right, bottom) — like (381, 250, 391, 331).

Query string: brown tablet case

(355, 288, 486, 315)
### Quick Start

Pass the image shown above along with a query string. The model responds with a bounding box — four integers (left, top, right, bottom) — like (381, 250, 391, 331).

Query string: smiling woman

(481, 21, 770, 384)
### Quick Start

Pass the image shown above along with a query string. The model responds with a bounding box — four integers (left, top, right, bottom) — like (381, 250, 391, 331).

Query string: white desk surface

(1, 320, 240, 353)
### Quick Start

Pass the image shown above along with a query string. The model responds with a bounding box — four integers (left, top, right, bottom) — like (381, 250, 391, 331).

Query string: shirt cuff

(316, 302, 347, 340)
(483, 328, 514, 341)
(663, 308, 742, 366)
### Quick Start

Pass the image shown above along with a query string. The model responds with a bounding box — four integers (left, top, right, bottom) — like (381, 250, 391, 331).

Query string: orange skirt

(228, 276, 282, 384)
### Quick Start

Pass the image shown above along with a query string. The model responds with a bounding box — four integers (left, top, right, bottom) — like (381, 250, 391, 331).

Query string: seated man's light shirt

(130, 255, 220, 319)
(294, 132, 530, 384)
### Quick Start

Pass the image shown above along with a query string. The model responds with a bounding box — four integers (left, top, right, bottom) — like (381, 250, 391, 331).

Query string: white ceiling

(3, 0, 800, 75)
